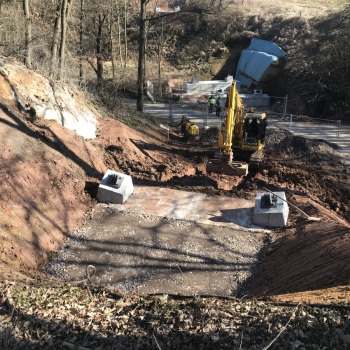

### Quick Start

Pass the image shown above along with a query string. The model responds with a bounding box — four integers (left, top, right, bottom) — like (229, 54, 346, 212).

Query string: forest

(0, 0, 350, 121)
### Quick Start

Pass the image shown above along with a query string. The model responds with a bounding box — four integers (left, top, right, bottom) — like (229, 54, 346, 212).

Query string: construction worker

(177, 115, 190, 135)
(215, 97, 221, 116)
(209, 95, 216, 113)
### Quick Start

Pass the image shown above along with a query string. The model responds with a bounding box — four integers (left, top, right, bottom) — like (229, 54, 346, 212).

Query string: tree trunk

(79, 0, 85, 80)
(109, 9, 117, 82)
(116, 1, 123, 67)
(96, 13, 106, 84)
(157, 18, 164, 98)
(137, 0, 149, 112)
(23, 0, 32, 69)
(50, 0, 63, 79)
(124, 0, 128, 67)
(59, 0, 70, 81)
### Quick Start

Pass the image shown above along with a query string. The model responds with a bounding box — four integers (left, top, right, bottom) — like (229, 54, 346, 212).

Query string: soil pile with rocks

(266, 125, 343, 164)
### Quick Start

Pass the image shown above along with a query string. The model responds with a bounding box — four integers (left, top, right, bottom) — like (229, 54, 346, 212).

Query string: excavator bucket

(206, 159, 248, 176)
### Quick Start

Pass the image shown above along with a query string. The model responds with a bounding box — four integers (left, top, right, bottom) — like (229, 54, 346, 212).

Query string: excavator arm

(207, 81, 266, 175)
(207, 81, 249, 176)
(218, 82, 245, 160)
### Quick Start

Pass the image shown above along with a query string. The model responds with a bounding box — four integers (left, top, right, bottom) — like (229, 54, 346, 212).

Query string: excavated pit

(45, 186, 268, 296)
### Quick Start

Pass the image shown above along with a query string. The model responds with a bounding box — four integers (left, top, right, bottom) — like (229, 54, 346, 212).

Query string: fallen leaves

(1, 280, 350, 349)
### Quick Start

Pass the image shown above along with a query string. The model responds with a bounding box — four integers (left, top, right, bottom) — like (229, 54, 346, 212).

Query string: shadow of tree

(0, 102, 103, 179)
(45, 210, 263, 297)
(0, 101, 103, 270)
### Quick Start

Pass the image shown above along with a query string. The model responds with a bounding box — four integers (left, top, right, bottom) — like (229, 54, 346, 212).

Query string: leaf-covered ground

(1, 280, 350, 350)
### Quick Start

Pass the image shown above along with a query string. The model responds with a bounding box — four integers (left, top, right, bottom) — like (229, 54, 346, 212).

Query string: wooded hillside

(0, 0, 349, 121)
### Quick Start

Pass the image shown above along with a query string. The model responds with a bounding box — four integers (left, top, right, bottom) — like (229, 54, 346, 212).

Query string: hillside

(1, 0, 350, 348)
(1, 53, 350, 347)
(157, 0, 350, 120)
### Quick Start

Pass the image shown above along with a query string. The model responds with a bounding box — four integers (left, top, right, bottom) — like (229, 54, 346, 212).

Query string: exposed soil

(0, 59, 350, 306)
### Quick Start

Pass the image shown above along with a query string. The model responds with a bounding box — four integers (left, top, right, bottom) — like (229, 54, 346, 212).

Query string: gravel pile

(200, 127, 219, 144)
(266, 125, 343, 163)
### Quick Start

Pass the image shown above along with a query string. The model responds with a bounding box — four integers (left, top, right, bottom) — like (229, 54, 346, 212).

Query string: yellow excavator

(207, 81, 267, 175)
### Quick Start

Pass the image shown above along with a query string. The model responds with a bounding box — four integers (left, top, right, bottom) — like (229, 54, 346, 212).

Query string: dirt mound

(266, 125, 343, 163)
(0, 111, 104, 275)
(252, 204, 350, 296)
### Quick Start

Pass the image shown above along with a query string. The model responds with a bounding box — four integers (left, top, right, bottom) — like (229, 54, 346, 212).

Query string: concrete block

(253, 192, 289, 227)
(240, 93, 270, 108)
(183, 79, 241, 95)
(97, 170, 134, 204)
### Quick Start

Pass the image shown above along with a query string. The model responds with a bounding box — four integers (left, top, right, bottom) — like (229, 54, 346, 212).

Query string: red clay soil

(0, 67, 350, 302)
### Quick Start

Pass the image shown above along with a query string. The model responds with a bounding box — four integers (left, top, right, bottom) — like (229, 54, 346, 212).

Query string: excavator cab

(242, 113, 267, 147)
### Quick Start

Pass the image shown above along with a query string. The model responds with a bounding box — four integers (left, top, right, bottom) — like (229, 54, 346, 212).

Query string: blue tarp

(235, 38, 286, 89)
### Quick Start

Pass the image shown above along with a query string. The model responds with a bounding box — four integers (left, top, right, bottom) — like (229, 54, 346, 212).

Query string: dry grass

(230, 0, 345, 19)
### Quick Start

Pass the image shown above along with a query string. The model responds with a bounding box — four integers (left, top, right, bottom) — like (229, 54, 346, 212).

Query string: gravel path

(45, 206, 266, 297)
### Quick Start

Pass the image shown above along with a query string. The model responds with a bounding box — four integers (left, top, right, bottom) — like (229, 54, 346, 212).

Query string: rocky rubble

(0, 57, 97, 138)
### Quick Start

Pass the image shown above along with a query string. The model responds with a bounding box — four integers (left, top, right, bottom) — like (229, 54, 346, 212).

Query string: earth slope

(0, 59, 349, 303)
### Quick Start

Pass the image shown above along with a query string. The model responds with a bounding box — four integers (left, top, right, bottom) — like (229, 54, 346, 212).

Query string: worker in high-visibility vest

(209, 95, 216, 113)
(215, 97, 221, 116)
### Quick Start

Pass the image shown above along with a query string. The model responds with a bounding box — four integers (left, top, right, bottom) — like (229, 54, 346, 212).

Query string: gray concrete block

(253, 192, 289, 227)
(240, 93, 270, 108)
(97, 170, 134, 204)
(183, 78, 241, 95)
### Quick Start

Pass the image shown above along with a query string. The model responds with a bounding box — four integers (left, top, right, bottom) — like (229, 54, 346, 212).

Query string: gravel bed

(44, 207, 266, 297)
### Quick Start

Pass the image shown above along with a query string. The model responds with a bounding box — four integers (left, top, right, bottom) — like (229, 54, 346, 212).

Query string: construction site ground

(1, 64, 350, 350)
(45, 187, 267, 297)
(0, 66, 349, 305)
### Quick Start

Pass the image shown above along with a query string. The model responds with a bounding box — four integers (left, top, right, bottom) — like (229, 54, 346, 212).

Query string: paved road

(136, 99, 350, 166)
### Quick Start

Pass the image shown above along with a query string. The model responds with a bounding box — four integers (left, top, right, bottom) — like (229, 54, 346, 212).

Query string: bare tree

(79, 0, 85, 80)
(136, 0, 150, 112)
(108, 3, 117, 82)
(22, 0, 32, 69)
(115, 0, 123, 66)
(96, 13, 106, 84)
(136, 0, 218, 112)
(157, 18, 164, 98)
(58, 0, 71, 80)
(50, 0, 63, 78)
(124, 0, 129, 66)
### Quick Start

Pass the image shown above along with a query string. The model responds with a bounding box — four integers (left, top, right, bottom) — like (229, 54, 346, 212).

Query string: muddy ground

(1, 93, 350, 302)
